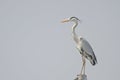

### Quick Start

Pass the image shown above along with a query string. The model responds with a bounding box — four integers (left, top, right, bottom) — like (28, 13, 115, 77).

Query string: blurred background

(0, 0, 120, 80)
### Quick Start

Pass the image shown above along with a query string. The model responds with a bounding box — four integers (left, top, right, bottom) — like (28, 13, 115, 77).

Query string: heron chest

(76, 43, 83, 53)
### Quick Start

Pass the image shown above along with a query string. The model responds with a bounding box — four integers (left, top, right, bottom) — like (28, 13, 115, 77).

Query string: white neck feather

(72, 22, 79, 44)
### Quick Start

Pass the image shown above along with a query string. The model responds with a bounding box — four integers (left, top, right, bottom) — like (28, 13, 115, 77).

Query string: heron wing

(80, 37, 94, 54)
(80, 37, 97, 63)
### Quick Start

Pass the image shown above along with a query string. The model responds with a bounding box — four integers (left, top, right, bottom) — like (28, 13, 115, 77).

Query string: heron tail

(91, 60, 96, 65)
(87, 54, 97, 66)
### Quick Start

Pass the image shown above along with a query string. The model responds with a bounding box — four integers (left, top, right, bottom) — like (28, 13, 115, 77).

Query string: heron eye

(70, 17, 79, 21)
(70, 18, 75, 21)
(70, 17, 74, 19)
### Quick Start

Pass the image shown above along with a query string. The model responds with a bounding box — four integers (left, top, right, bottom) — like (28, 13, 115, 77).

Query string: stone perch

(74, 74, 87, 80)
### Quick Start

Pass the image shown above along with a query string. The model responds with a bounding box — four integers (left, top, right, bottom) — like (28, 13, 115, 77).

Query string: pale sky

(0, 0, 120, 80)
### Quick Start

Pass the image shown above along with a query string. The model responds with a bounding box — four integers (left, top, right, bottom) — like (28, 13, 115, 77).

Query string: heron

(61, 17, 97, 75)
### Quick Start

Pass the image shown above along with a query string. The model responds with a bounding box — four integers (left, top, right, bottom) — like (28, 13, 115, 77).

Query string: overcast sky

(0, 0, 120, 80)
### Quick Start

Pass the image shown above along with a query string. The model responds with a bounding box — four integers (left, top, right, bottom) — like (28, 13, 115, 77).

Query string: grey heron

(61, 17, 97, 75)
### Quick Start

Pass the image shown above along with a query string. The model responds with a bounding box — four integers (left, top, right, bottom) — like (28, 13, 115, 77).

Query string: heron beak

(61, 19, 69, 23)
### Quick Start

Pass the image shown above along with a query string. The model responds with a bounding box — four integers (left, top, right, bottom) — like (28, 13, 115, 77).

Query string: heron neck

(72, 22, 79, 43)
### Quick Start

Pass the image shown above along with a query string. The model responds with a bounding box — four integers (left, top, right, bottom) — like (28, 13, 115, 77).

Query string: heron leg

(80, 64, 84, 75)
(83, 57, 86, 74)
(80, 56, 86, 75)
(80, 56, 84, 75)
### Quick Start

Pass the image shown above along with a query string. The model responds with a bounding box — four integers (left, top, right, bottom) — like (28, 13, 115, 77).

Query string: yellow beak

(61, 19, 69, 23)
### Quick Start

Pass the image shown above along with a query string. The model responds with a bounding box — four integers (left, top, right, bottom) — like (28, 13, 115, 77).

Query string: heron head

(61, 16, 80, 23)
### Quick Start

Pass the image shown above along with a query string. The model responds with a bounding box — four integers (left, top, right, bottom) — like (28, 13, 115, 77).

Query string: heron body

(62, 17, 97, 74)
(76, 37, 97, 65)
